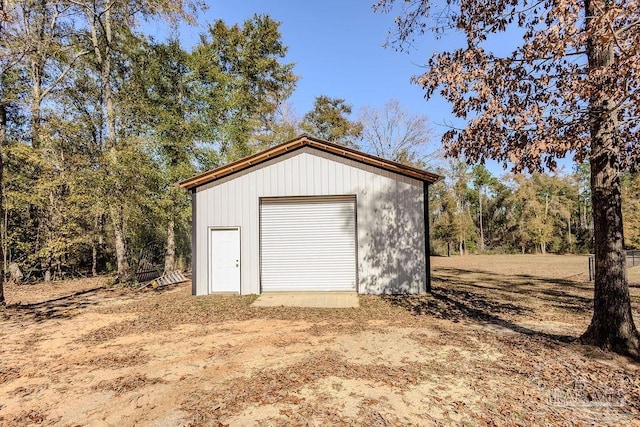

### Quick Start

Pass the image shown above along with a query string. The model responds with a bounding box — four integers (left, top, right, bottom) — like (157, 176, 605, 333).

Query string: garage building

(179, 134, 440, 295)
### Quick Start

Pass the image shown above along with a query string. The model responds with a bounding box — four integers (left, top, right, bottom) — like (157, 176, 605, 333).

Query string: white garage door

(260, 196, 357, 292)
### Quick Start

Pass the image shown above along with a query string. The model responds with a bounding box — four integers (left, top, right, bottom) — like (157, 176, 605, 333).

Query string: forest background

(1, 0, 638, 288)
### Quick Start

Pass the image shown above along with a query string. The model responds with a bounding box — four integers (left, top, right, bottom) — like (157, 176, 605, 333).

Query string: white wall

(194, 146, 426, 295)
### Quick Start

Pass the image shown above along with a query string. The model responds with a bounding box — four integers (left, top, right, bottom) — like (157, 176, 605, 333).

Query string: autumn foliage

(376, 0, 640, 357)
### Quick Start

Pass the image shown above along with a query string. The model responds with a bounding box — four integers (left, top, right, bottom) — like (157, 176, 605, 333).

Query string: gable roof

(178, 134, 441, 190)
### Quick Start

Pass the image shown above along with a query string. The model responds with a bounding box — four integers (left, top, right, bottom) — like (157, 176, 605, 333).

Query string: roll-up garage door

(260, 196, 357, 292)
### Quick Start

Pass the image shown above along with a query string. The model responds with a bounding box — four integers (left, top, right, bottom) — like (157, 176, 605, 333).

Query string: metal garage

(179, 134, 440, 296)
(260, 196, 357, 292)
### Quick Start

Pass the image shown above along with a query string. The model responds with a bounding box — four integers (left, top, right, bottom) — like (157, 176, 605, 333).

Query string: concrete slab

(251, 292, 359, 308)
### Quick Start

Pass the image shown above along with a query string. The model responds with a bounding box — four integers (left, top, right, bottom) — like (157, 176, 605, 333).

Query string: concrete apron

(251, 292, 359, 308)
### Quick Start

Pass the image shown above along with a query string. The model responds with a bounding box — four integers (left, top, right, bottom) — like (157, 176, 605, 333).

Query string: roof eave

(178, 134, 442, 190)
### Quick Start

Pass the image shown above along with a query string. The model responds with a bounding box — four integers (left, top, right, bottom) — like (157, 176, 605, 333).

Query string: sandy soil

(0, 255, 639, 426)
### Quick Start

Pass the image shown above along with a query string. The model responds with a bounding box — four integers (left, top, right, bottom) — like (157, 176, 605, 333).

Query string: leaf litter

(0, 255, 638, 425)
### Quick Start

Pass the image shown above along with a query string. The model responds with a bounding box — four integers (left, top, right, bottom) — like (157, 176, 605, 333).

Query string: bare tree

(359, 99, 433, 167)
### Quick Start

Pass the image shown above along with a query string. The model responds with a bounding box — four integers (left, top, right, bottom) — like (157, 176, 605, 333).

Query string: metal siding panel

(299, 153, 308, 194)
(370, 165, 379, 200)
(291, 155, 300, 194)
(284, 158, 293, 195)
(196, 189, 208, 295)
(321, 157, 329, 194)
(191, 189, 197, 295)
(277, 162, 285, 194)
(193, 148, 426, 296)
(218, 183, 226, 225)
(423, 182, 430, 293)
(271, 162, 278, 195)
(241, 176, 250, 293)
(328, 160, 336, 194)
(349, 161, 358, 193)
(261, 166, 270, 197)
(211, 186, 218, 223)
(231, 177, 240, 292)
(248, 171, 258, 294)
(356, 189, 367, 290)
(309, 156, 323, 194)
(356, 166, 369, 292)
(261, 197, 357, 292)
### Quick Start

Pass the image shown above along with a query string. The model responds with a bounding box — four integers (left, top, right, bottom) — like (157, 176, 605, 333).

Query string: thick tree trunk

(582, 138, 639, 357)
(581, 0, 639, 358)
(111, 206, 131, 282)
(8, 263, 23, 284)
(164, 217, 176, 272)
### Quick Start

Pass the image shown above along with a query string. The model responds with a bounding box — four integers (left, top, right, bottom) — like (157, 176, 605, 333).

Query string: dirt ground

(1, 255, 639, 426)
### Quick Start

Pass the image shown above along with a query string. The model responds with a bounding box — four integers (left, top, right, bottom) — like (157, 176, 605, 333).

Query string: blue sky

(145, 1, 454, 134)
(144, 0, 574, 175)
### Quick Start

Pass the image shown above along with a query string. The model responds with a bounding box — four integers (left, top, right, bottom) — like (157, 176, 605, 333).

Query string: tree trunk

(0, 102, 5, 304)
(30, 79, 42, 149)
(111, 206, 131, 282)
(8, 263, 23, 284)
(91, 212, 103, 277)
(581, 0, 639, 358)
(584, 199, 589, 230)
(0, 0, 6, 307)
(90, 5, 130, 283)
(582, 138, 639, 356)
(568, 214, 572, 252)
(29, 0, 47, 149)
(164, 217, 176, 272)
(479, 190, 484, 251)
(102, 7, 116, 149)
(92, 242, 98, 277)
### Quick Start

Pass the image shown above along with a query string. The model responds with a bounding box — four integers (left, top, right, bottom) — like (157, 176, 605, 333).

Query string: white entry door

(209, 228, 240, 293)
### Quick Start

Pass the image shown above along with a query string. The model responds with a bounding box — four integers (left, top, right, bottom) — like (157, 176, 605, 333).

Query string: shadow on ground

(2, 288, 106, 322)
(383, 290, 575, 343)
(381, 266, 590, 344)
(433, 267, 594, 313)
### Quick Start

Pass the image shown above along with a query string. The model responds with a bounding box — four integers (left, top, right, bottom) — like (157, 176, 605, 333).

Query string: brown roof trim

(178, 134, 442, 190)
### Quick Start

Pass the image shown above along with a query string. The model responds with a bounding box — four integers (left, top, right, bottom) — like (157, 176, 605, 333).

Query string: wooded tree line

(0, 1, 435, 297)
(1, 1, 639, 296)
(429, 161, 640, 256)
(0, 1, 299, 290)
